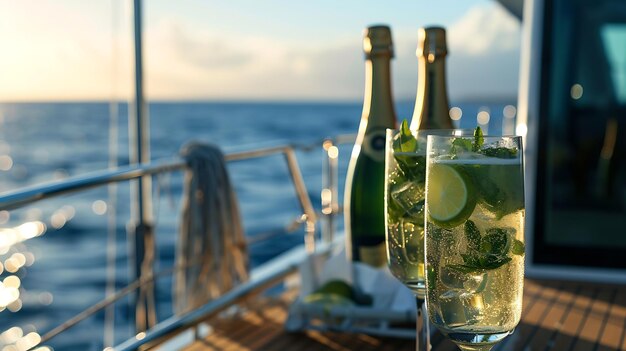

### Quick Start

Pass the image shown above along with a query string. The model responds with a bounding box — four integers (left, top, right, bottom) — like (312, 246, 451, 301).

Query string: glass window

(601, 24, 626, 103)
(534, 0, 626, 268)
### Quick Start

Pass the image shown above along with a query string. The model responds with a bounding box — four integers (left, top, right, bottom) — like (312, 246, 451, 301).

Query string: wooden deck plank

(617, 286, 626, 351)
(524, 281, 578, 351)
(182, 296, 292, 351)
(186, 278, 625, 351)
(222, 314, 276, 350)
(548, 284, 597, 351)
(571, 287, 615, 351)
(621, 286, 626, 351)
(596, 285, 626, 351)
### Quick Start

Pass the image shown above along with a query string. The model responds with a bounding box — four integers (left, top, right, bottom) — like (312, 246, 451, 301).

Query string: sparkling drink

(385, 127, 473, 298)
(385, 148, 427, 296)
(425, 133, 525, 350)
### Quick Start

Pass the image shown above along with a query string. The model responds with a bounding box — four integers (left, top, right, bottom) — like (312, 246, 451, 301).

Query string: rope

(174, 142, 249, 315)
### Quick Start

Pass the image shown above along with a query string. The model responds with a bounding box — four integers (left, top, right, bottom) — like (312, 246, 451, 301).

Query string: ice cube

(399, 222, 423, 262)
(390, 181, 425, 219)
(440, 265, 487, 293)
(437, 290, 485, 328)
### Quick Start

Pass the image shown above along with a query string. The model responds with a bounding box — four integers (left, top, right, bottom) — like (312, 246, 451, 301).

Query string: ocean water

(0, 100, 514, 350)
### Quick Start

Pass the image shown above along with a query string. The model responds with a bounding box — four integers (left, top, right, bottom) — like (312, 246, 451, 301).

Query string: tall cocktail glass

(424, 133, 525, 351)
(384, 126, 472, 350)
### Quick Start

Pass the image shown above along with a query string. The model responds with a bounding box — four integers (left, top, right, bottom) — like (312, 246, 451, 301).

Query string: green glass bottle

(344, 25, 397, 267)
(410, 27, 454, 130)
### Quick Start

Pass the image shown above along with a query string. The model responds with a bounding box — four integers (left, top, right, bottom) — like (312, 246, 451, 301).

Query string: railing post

(129, 0, 156, 333)
(321, 140, 339, 244)
(283, 147, 317, 252)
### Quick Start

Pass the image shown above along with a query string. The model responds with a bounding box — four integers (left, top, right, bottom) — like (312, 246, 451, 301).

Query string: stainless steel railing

(112, 136, 358, 350)
(0, 142, 329, 350)
(0, 146, 314, 222)
(114, 240, 338, 351)
(0, 161, 185, 211)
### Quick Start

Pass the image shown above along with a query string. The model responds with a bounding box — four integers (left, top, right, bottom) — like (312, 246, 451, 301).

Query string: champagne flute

(384, 126, 472, 350)
(424, 132, 525, 351)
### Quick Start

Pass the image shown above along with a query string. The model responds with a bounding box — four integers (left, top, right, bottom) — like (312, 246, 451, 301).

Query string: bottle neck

(410, 55, 453, 130)
(359, 54, 396, 135)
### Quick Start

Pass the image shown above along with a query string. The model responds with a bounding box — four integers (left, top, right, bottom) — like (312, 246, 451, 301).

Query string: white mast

(129, 0, 156, 333)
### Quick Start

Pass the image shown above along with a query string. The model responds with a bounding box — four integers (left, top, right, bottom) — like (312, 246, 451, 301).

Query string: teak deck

(183, 278, 626, 351)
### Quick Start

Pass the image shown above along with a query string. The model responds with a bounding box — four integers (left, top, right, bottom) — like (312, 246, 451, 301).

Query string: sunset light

(0, 1, 542, 350)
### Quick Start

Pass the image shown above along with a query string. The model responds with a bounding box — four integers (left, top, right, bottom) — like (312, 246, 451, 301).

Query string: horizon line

(0, 95, 518, 105)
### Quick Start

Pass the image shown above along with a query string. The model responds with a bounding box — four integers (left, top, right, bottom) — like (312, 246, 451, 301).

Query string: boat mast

(130, 0, 156, 333)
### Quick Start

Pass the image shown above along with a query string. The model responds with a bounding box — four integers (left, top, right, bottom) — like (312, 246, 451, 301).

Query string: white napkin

(286, 247, 417, 332)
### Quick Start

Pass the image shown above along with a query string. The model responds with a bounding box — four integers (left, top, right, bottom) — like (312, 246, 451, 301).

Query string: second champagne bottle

(410, 27, 454, 131)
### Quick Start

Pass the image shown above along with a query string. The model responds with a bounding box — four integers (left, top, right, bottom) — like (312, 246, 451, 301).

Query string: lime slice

(303, 293, 354, 306)
(427, 164, 476, 228)
(304, 280, 355, 306)
(313, 280, 353, 299)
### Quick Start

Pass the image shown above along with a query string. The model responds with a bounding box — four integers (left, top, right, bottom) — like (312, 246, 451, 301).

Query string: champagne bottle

(344, 25, 397, 267)
(410, 27, 454, 130)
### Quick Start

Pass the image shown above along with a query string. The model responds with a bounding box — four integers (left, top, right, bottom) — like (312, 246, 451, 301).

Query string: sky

(0, 0, 522, 102)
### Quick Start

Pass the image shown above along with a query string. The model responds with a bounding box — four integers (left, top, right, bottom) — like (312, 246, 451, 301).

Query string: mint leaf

(452, 138, 472, 152)
(452, 222, 518, 272)
(393, 154, 427, 183)
(457, 253, 511, 272)
(461, 253, 481, 267)
(473, 126, 484, 152)
(450, 126, 484, 156)
(392, 119, 426, 182)
(449, 126, 518, 159)
(464, 220, 481, 251)
(448, 264, 482, 274)
(393, 119, 417, 153)
(482, 228, 510, 256)
(511, 239, 525, 256)
(481, 147, 518, 159)
(478, 255, 512, 270)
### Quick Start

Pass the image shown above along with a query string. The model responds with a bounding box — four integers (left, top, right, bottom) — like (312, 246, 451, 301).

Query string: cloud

(448, 3, 521, 55)
(0, 2, 521, 101)
(152, 21, 253, 70)
(141, 2, 521, 101)
(446, 3, 522, 100)
(143, 19, 364, 100)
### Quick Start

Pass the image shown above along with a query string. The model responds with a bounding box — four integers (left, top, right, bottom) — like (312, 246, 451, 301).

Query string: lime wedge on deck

(313, 280, 353, 298)
(427, 164, 476, 228)
(304, 280, 357, 309)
